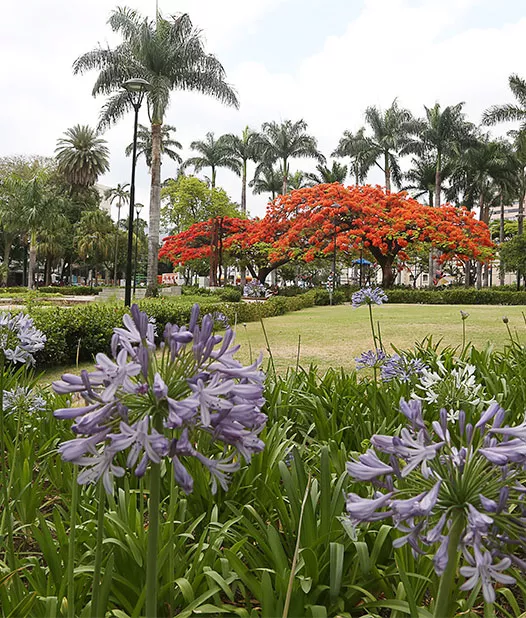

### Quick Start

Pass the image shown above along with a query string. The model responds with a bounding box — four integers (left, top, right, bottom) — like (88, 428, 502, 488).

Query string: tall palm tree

(249, 164, 282, 201)
(405, 103, 475, 207)
(454, 138, 519, 287)
(105, 183, 130, 283)
(73, 7, 238, 296)
(222, 127, 259, 214)
(55, 125, 110, 187)
(183, 132, 240, 189)
(305, 161, 348, 186)
(360, 100, 415, 192)
(403, 156, 438, 206)
(255, 119, 324, 194)
(483, 74, 526, 235)
(125, 124, 182, 170)
(332, 127, 374, 185)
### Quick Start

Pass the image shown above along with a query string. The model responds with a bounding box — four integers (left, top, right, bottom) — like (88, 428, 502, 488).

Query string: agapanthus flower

(380, 353, 427, 383)
(345, 397, 526, 606)
(413, 360, 486, 416)
(53, 304, 267, 495)
(0, 312, 46, 365)
(351, 286, 388, 308)
(355, 349, 387, 370)
(243, 281, 266, 298)
(3, 386, 46, 415)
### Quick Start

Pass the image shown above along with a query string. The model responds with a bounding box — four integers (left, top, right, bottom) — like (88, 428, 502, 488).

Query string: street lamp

(123, 78, 151, 306)
(133, 203, 143, 297)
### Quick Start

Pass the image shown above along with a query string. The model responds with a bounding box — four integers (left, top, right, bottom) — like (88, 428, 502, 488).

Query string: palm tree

(183, 132, 240, 189)
(255, 119, 324, 194)
(55, 125, 110, 187)
(405, 103, 475, 207)
(360, 100, 415, 192)
(454, 138, 519, 287)
(105, 183, 130, 283)
(332, 127, 374, 185)
(73, 7, 238, 296)
(403, 156, 438, 206)
(222, 127, 259, 214)
(305, 161, 348, 186)
(126, 124, 182, 170)
(249, 164, 282, 201)
(288, 170, 309, 191)
(483, 74, 526, 235)
(75, 209, 116, 282)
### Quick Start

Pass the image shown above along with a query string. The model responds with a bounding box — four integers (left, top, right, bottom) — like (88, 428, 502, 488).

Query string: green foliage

(29, 294, 316, 367)
(312, 289, 345, 306)
(161, 176, 240, 233)
(499, 234, 526, 272)
(387, 287, 526, 305)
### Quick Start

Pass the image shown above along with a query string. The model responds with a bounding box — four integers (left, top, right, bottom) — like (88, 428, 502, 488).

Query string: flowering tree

(266, 184, 494, 287)
(161, 185, 493, 287)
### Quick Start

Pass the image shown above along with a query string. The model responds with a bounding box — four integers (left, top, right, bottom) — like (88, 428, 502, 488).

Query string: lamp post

(123, 78, 151, 306)
(133, 203, 143, 297)
(329, 205, 339, 306)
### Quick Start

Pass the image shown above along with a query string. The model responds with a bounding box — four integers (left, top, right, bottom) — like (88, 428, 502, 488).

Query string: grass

(40, 303, 526, 382)
(231, 303, 526, 374)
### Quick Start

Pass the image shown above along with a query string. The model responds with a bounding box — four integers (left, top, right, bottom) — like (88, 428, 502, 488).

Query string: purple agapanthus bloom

(380, 354, 427, 383)
(355, 349, 387, 370)
(351, 286, 388, 308)
(345, 397, 526, 605)
(53, 304, 266, 495)
(3, 386, 46, 414)
(0, 312, 46, 365)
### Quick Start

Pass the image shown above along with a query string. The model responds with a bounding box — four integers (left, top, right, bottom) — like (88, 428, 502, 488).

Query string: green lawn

(231, 303, 526, 374)
(42, 303, 526, 381)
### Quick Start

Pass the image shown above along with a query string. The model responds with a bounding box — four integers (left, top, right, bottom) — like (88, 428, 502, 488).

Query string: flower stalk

(433, 511, 464, 618)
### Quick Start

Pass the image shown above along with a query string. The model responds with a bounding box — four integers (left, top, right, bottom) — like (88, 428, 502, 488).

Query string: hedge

(29, 292, 316, 367)
(386, 288, 526, 305)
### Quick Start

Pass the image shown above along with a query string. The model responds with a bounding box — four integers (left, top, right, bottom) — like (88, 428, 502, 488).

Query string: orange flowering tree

(160, 184, 494, 288)
(265, 184, 494, 287)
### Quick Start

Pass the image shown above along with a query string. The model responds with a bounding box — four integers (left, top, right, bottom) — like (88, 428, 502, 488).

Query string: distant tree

(73, 6, 238, 295)
(126, 124, 182, 170)
(105, 183, 130, 283)
(55, 125, 110, 187)
(75, 209, 116, 281)
(332, 127, 374, 185)
(288, 171, 309, 191)
(255, 119, 324, 194)
(305, 161, 348, 185)
(222, 127, 259, 215)
(183, 132, 240, 189)
(249, 164, 283, 201)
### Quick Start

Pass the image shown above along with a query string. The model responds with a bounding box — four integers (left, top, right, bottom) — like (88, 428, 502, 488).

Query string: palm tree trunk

(240, 159, 247, 288)
(1, 234, 13, 286)
(28, 230, 37, 290)
(282, 158, 288, 195)
(113, 201, 121, 285)
(384, 152, 391, 193)
(211, 166, 216, 189)
(500, 193, 505, 286)
(146, 123, 162, 297)
(45, 255, 52, 286)
(476, 193, 484, 289)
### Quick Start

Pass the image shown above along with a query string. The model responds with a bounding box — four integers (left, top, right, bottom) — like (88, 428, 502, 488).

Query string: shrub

(37, 286, 103, 296)
(29, 293, 316, 368)
(313, 288, 345, 306)
(387, 288, 526, 305)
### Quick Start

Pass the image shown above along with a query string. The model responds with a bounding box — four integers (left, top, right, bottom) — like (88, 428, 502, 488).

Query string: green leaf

(329, 542, 344, 599)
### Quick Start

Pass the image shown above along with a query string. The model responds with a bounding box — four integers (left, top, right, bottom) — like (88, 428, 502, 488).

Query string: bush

(387, 288, 526, 305)
(313, 288, 346, 306)
(29, 293, 316, 368)
(37, 286, 103, 295)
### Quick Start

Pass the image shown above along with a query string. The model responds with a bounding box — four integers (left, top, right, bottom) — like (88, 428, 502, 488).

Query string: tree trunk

(211, 166, 216, 190)
(476, 192, 484, 289)
(240, 159, 247, 288)
(380, 259, 396, 288)
(28, 230, 37, 290)
(209, 218, 219, 287)
(500, 193, 505, 286)
(465, 260, 471, 287)
(384, 151, 391, 193)
(1, 234, 13, 286)
(282, 158, 288, 195)
(146, 122, 162, 297)
(113, 201, 121, 285)
(45, 255, 52, 286)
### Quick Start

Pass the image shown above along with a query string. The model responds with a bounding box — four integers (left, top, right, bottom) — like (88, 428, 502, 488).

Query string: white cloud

(1, 0, 526, 223)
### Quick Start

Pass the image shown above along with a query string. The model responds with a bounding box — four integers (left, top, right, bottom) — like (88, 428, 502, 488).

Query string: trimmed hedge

(387, 288, 526, 305)
(30, 292, 316, 367)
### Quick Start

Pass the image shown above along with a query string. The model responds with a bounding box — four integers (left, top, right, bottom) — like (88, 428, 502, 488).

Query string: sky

(2, 0, 526, 223)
